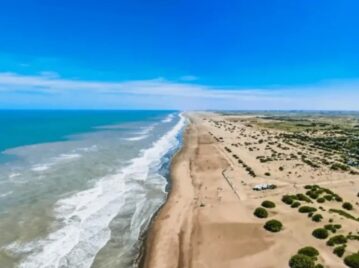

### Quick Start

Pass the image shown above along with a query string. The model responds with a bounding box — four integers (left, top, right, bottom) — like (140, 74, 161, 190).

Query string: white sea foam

(31, 153, 82, 172)
(76, 145, 98, 152)
(8, 172, 21, 179)
(161, 114, 174, 123)
(31, 164, 51, 172)
(123, 124, 156, 141)
(11, 114, 186, 268)
(0, 191, 13, 198)
(124, 135, 148, 141)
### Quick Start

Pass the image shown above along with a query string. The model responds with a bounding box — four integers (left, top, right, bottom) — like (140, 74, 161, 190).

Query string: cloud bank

(0, 72, 358, 110)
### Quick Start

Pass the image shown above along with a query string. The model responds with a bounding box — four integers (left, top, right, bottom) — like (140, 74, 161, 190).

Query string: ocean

(0, 110, 185, 268)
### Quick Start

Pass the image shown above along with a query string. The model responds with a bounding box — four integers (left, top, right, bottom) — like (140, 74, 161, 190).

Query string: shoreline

(140, 114, 194, 268)
(136, 113, 189, 268)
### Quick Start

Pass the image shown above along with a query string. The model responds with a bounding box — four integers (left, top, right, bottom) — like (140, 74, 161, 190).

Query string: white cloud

(179, 75, 198, 81)
(0, 72, 358, 110)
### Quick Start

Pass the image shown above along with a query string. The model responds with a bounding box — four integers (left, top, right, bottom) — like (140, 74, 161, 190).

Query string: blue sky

(0, 0, 358, 110)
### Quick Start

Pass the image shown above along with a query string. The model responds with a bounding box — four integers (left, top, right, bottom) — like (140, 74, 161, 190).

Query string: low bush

(312, 214, 323, 222)
(291, 201, 301, 208)
(312, 228, 329, 239)
(289, 254, 315, 268)
(254, 207, 268, 218)
(315, 264, 324, 268)
(297, 247, 319, 258)
(329, 209, 359, 222)
(299, 206, 317, 213)
(262, 200, 276, 208)
(324, 224, 337, 233)
(307, 191, 319, 200)
(282, 195, 295, 205)
(265, 172, 271, 176)
(335, 195, 343, 202)
(347, 234, 359, 241)
(297, 193, 312, 203)
(317, 198, 325, 203)
(264, 219, 283, 232)
(333, 245, 345, 258)
(342, 202, 353, 210)
(324, 195, 333, 201)
(326, 235, 347, 246)
(344, 253, 359, 268)
(334, 224, 341, 230)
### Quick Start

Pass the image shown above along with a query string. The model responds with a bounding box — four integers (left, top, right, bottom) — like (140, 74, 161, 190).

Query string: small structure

(253, 183, 276, 191)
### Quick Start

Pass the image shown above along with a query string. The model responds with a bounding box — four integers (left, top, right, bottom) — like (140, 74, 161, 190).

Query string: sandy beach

(143, 112, 359, 268)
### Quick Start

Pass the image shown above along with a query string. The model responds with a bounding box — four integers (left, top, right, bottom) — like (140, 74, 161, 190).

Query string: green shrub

(317, 198, 325, 203)
(299, 206, 317, 213)
(314, 264, 324, 268)
(324, 224, 337, 233)
(343, 202, 353, 210)
(312, 214, 323, 222)
(335, 195, 343, 202)
(344, 253, 359, 268)
(304, 185, 313, 190)
(262, 200, 276, 208)
(297, 247, 319, 258)
(291, 201, 301, 208)
(254, 207, 268, 218)
(289, 254, 315, 268)
(334, 224, 341, 230)
(307, 191, 319, 199)
(312, 228, 329, 239)
(329, 209, 359, 222)
(333, 245, 345, 257)
(326, 235, 347, 246)
(282, 195, 295, 205)
(264, 219, 283, 232)
(265, 172, 271, 176)
(297, 193, 312, 203)
(324, 195, 333, 201)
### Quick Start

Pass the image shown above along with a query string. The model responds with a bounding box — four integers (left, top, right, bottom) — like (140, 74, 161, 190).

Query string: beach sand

(142, 113, 359, 268)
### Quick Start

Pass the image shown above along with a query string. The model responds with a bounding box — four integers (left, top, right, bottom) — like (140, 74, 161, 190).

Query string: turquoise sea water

(0, 110, 172, 154)
(0, 110, 185, 268)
